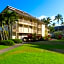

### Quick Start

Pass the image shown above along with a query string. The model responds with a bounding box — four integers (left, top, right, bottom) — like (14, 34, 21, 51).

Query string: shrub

(36, 35, 44, 41)
(44, 35, 51, 41)
(0, 40, 15, 46)
(11, 39, 22, 43)
(32, 33, 37, 41)
(54, 31, 63, 39)
(27, 34, 32, 38)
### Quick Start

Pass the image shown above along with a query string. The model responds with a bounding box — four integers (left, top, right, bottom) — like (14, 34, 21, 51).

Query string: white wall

(42, 24, 45, 37)
(19, 27, 23, 33)
(12, 36, 16, 39)
(24, 27, 28, 33)
(19, 35, 27, 39)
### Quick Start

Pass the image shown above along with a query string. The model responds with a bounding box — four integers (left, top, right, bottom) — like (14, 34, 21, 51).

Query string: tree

(4, 10, 18, 39)
(61, 21, 64, 25)
(54, 14, 63, 30)
(0, 13, 5, 40)
(52, 23, 55, 27)
(49, 26, 55, 33)
(10, 11, 18, 39)
(41, 17, 51, 26)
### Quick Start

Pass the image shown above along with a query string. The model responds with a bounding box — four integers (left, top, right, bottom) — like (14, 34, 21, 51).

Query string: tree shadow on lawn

(25, 41, 64, 54)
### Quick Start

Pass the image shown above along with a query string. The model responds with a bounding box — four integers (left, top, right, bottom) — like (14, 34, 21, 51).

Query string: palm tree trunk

(58, 20, 59, 31)
(10, 24, 12, 39)
(8, 25, 10, 39)
(2, 25, 5, 40)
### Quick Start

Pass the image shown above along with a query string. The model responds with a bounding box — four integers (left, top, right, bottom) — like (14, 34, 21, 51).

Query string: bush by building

(54, 31, 63, 39)
(11, 39, 22, 43)
(0, 40, 15, 46)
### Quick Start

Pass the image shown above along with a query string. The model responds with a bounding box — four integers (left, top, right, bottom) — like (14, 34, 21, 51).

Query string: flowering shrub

(54, 31, 63, 39)
(58, 35, 62, 39)
(45, 37, 48, 40)
(48, 35, 51, 38)
(36, 35, 43, 41)
(27, 34, 43, 41)
(27, 34, 32, 38)
(45, 35, 51, 40)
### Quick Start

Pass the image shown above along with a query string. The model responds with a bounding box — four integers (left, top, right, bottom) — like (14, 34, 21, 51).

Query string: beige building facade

(2, 6, 46, 39)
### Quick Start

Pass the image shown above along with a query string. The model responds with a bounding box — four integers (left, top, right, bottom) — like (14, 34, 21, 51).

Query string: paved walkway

(52, 49, 64, 54)
(0, 44, 23, 54)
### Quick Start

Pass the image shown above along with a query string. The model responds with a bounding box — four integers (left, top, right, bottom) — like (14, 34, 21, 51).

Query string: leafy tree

(49, 26, 55, 33)
(4, 10, 18, 39)
(41, 17, 51, 26)
(0, 13, 5, 40)
(54, 14, 63, 24)
(54, 14, 63, 30)
(52, 23, 55, 27)
(61, 21, 64, 25)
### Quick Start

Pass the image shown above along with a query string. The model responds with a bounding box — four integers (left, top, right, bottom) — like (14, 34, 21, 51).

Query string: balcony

(38, 25, 42, 28)
(38, 31, 42, 34)
(18, 21, 35, 26)
(13, 29, 16, 32)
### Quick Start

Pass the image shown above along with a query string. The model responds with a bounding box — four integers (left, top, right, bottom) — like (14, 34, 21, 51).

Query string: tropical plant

(52, 23, 55, 27)
(41, 17, 51, 26)
(49, 26, 55, 33)
(0, 13, 5, 40)
(54, 31, 63, 39)
(61, 21, 64, 25)
(54, 14, 63, 30)
(4, 10, 18, 39)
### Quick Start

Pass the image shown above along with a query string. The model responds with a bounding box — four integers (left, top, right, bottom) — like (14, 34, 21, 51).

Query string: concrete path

(52, 49, 64, 54)
(0, 44, 22, 54)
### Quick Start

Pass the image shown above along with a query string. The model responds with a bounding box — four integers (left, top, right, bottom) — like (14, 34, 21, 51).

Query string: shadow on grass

(25, 41, 64, 54)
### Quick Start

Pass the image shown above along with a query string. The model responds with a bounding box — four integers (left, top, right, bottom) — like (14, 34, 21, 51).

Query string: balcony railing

(18, 21, 37, 27)
(38, 25, 42, 28)
(38, 31, 42, 34)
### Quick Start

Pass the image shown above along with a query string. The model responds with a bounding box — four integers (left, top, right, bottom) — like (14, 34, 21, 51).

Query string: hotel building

(2, 6, 47, 39)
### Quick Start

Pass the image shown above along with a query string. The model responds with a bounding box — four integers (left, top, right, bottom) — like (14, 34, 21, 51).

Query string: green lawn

(0, 45, 9, 50)
(0, 41, 64, 64)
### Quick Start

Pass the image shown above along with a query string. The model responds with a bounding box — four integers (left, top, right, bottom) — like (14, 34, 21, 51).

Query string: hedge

(0, 40, 15, 46)
(11, 39, 22, 43)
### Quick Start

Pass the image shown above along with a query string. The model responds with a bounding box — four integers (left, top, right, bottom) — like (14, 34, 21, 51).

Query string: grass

(0, 41, 64, 64)
(0, 45, 9, 50)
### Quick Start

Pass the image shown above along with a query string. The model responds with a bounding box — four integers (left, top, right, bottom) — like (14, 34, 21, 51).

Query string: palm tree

(54, 14, 63, 30)
(10, 11, 18, 39)
(4, 10, 18, 39)
(52, 23, 55, 27)
(61, 21, 64, 25)
(41, 17, 51, 26)
(0, 13, 5, 40)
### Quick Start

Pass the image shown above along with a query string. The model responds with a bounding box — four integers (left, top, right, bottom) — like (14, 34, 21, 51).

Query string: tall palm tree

(54, 14, 63, 30)
(61, 21, 64, 25)
(4, 10, 18, 39)
(41, 17, 51, 36)
(52, 23, 55, 27)
(0, 13, 5, 40)
(10, 11, 18, 39)
(41, 17, 51, 26)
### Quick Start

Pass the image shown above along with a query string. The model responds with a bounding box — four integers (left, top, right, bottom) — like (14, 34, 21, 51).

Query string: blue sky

(0, 0, 64, 25)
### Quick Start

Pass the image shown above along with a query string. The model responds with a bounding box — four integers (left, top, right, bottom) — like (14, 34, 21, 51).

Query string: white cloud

(51, 16, 55, 21)
(38, 15, 47, 20)
(38, 15, 55, 21)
